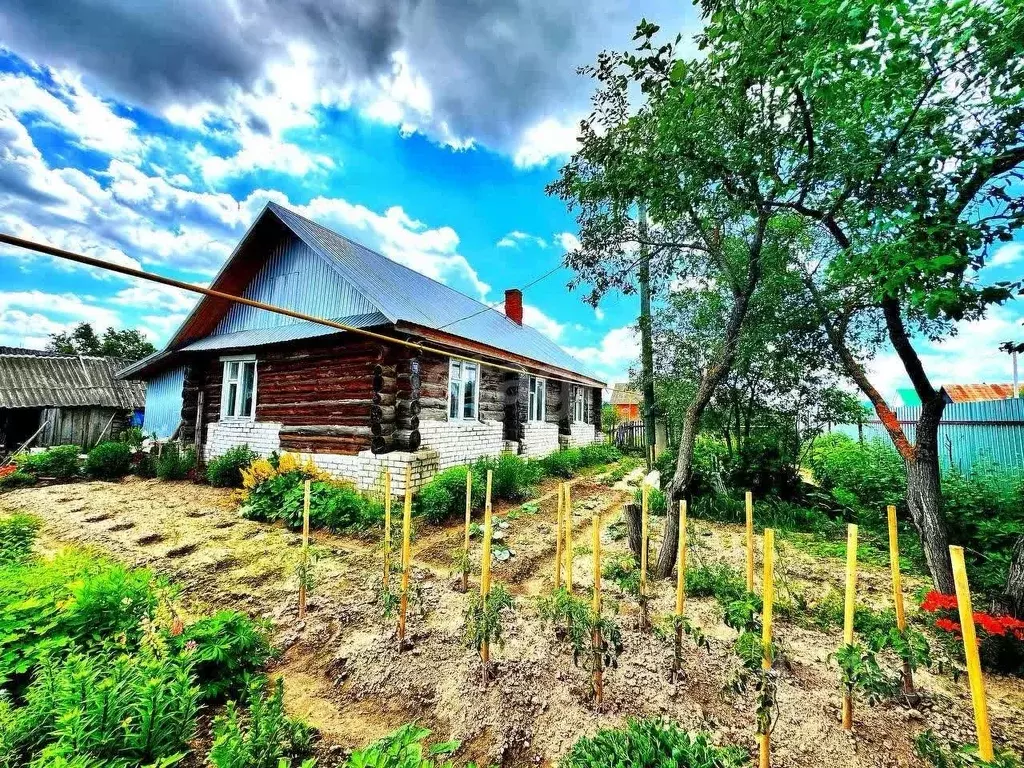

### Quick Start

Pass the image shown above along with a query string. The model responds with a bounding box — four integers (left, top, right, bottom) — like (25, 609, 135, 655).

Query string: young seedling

(887, 505, 917, 699)
(463, 583, 513, 685)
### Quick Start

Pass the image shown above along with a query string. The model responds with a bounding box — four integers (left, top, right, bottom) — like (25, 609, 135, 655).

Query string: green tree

(47, 322, 156, 363)
(561, 0, 1024, 590)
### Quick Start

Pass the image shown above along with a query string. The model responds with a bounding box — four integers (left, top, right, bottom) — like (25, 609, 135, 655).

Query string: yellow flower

(241, 457, 276, 490)
(277, 452, 300, 474)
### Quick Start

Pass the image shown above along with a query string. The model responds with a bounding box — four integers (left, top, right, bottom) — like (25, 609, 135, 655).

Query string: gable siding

(143, 366, 187, 439)
(214, 233, 377, 335)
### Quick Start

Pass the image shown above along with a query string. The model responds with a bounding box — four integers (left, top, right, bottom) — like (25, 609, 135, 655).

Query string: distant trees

(47, 322, 156, 363)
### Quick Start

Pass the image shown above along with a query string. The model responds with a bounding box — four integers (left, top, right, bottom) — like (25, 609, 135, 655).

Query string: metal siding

(835, 399, 1024, 477)
(143, 366, 187, 439)
(214, 234, 377, 335)
(181, 312, 390, 352)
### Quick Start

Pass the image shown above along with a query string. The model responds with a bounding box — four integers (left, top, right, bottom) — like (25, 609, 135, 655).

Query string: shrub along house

(121, 203, 604, 493)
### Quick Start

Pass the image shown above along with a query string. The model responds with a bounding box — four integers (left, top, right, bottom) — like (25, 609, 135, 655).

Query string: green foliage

(723, 594, 762, 634)
(578, 442, 622, 466)
(416, 474, 460, 524)
(209, 678, 314, 768)
(634, 485, 667, 516)
(0, 513, 39, 565)
(727, 632, 778, 737)
(0, 470, 36, 491)
(536, 587, 623, 674)
(243, 472, 382, 533)
(915, 729, 1023, 768)
(833, 643, 895, 706)
(169, 610, 274, 703)
(84, 441, 132, 480)
(686, 562, 746, 606)
(539, 448, 581, 479)
(867, 626, 932, 674)
(602, 553, 640, 598)
(11, 651, 198, 767)
(488, 452, 544, 501)
(806, 435, 905, 512)
(47, 323, 156, 363)
(0, 551, 160, 691)
(343, 723, 474, 768)
(563, 719, 748, 768)
(14, 446, 81, 480)
(207, 445, 258, 487)
(118, 427, 146, 450)
(463, 585, 514, 653)
(156, 444, 196, 481)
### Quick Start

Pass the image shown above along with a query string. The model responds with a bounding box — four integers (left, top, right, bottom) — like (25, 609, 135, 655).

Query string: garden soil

(3, 473, 1023, 767)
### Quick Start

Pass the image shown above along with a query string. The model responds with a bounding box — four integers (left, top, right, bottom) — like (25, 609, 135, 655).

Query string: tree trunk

(624, 503, 643, 562)
(1002, 536, 1024, 618)
(905, 399, 955, 594)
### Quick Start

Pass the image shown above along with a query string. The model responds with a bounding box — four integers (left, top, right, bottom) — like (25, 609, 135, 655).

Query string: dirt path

(3, 475, 1022, 767)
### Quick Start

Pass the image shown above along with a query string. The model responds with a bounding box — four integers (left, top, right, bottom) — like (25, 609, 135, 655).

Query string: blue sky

(0, 1, 1021, 397)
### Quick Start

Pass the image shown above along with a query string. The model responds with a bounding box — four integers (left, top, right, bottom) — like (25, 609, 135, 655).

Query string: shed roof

(609, 383, 641, 405)
(0, 352, 146, 409)
(941, 383, 1017, 403)
(124, 203, 603, 385)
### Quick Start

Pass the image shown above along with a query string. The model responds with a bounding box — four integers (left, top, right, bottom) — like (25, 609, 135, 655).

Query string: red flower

(974, 612, 1007, 637)
(0, 464, 16, 479)
(921, 591, 959, 613)
(935, 618, 962, 634)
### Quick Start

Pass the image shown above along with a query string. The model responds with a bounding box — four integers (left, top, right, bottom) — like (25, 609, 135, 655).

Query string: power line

(0, 232, 600, 386)
(436, 261, 565, 331)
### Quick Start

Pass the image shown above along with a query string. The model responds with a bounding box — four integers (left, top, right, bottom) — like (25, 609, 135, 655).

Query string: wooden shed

(0, 347, 146, 453)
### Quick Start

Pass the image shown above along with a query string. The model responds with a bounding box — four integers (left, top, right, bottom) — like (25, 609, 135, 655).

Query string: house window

(221, 356, 257, 420)
(448, 359, 479, 420)
(528, 376, 546, 422)
(573, 386, 585, 423)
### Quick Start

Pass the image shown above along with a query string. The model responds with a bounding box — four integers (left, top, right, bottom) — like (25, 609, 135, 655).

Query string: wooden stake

(398, 465, 413, 646)
(745, 491, 755, 593)
(554, 482, 564, 589)
(565, 482, 573, 591)
(887, 505, 915, 696)
(640, 482, 649, 629)
(842, 523, 858, 730)
(759, 528, 775, 768)
(674, 500, 687, 673)
(462, 470, 473, 592)
(592, 511, 603, 704)
(480, 470, 494, 680)
(298, 479, 311, 619)
(383, 470, 392, 591)
(950, 545, 994, 762)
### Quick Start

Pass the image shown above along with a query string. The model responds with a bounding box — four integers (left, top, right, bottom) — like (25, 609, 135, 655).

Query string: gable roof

(609, 383, 641, 406)
(0, 352, 145, 409)
(124, 203, 603, 385)
(942, 383, 1017, 403)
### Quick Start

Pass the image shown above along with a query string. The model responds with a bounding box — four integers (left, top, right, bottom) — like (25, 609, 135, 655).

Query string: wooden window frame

(220, 354, 257, 421)
(448, 358, 480, 421)
(528, 375, 546, 423)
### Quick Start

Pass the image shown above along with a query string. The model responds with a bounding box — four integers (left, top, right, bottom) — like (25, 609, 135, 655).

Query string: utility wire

(436, 261, 565, 331)
(0, 232, 600, 386)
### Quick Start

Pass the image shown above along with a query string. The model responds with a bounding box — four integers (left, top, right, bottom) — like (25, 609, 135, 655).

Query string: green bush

(0, 469, 37, 490)
(578, 442, 621, 466)
(633, 485, 667, 516)
(15, 445, 82, 479)
(209, 678, 313, 768)
(171, 610, 274, 702)
(156, 444, 196, 480)
(563, 719, 747, 768)
(806, 434, 905, 510)
(0, 551, 160, 692)
(344, 724, 468, 768)
(539, 448, 582, 479)
(84, 441, 132, 480)
(486, 452, 543, 502)
(686, 562, 747, 605)
(9, 651, 199, 767)
(242, 470, 382, 533)
(417, 478, 458, 524)
(0, 513, 39, 565)
(207, 445, 258, 488)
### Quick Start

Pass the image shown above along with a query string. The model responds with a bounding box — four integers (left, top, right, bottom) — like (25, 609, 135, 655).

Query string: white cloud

(989, 243, 1023, 269)
(594, 307, 605, 321)
(108, 282, 200, 315)
(555, 231, 581, 253)
(0, 290, 128, 349)
(521, 304, 565, 341)
(514, 117, 580, 168)
(496, 230, 547, 249)
(563, 324, 640, 384)
(0, 69, 141, 158)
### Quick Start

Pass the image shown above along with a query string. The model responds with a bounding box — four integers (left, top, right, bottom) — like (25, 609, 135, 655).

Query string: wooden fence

(614, 420, 647, 450)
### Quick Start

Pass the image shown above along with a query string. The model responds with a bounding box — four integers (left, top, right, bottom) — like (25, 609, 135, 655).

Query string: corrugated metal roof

(942, 383, 1017, 403)
(180, 312, 390, 352)
(267, 203, 602, 382)
(609, 383, 641, 405)
(0, 353, 146, 409)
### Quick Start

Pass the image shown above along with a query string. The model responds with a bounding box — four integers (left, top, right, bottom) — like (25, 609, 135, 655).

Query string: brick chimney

(504, 288, 523, 325)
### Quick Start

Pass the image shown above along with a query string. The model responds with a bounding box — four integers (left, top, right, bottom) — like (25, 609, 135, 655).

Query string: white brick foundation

(567, 422, 598, 447)
(204, 420, 281, 461)
(521, 421, 560, 457)
(418, 419, 505, 471)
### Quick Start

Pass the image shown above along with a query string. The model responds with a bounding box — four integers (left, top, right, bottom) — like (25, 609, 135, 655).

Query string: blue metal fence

(835, 399, 1024, 477)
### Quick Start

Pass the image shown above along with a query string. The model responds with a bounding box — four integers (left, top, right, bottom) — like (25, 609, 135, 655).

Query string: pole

(745, 491, 755, 593)
(481, 470, 494, 681)
(759, 528, 775, 768)
(383, 470, 392, 591)
(565, 482, 573, 591)
(674, 499, 687, 674)
(463, 470, 473, 592)
(554, 482, 564, 589)
(842, 523, 858, 730)
(640, 482, 650, 630)
(950, 546, 994, 761)
(887, 505, 915, 696)
(592, 511, 603, 704)
(398, 465, 413, 647)
(298, 479, 311, 619)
